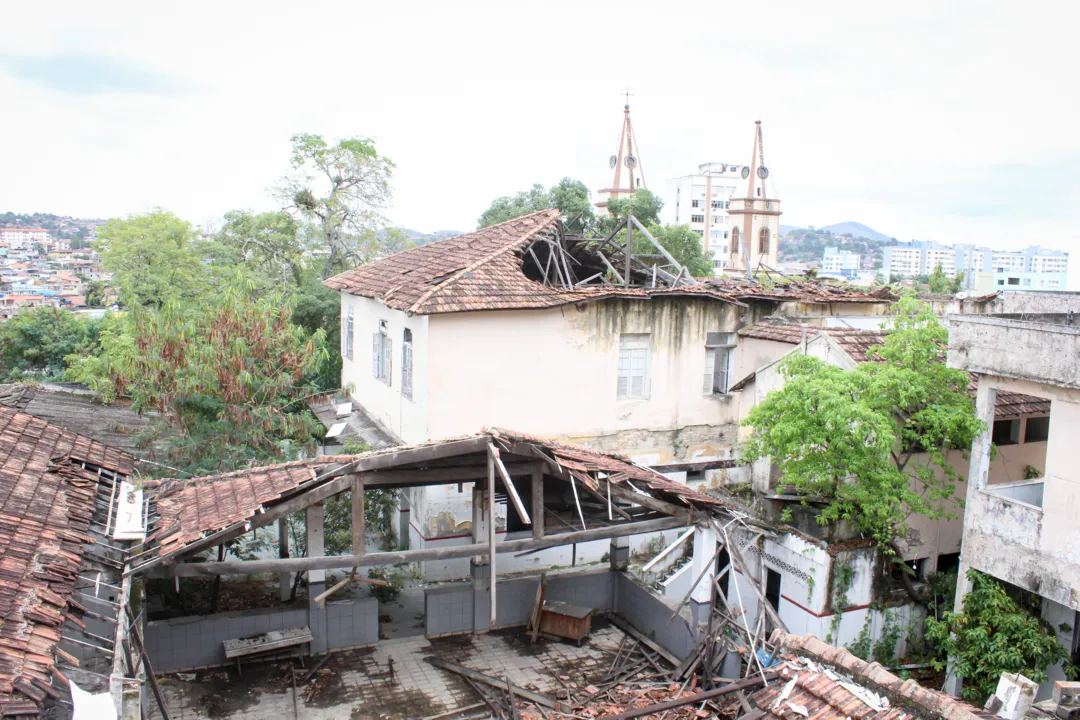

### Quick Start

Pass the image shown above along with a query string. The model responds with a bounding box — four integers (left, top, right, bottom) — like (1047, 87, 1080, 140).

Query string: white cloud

(3, 0, 1078, 283)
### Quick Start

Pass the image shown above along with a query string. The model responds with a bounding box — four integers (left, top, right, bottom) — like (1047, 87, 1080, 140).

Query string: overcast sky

(3, 1, 1078, 279)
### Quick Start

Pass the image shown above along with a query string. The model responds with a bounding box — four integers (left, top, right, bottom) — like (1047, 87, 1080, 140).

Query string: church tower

(728, 121, 781, 274)
(596, 98, 646, 215)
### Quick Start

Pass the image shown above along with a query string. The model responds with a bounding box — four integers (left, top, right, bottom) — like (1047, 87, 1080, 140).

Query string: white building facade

(884, 241, 1069, 292)
(664, 162, 747, 275)
(0, 228, 49, 249)
(821, 247, 860, 278)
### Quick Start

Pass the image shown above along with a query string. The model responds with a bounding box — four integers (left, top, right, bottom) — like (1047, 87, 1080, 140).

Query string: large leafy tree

(926, 570, 1073, 703)
(213, 210, 306, 288)
(647, 224, 713, 277)
(478, 178, 596, 233)
(600, 188, 663, 233)
(0, 306, 100, 381)
(741, 294, 985, 573)
(93, 210, 204, 307)
(66, 281, 326, 474)
(279, 133, 397, 277)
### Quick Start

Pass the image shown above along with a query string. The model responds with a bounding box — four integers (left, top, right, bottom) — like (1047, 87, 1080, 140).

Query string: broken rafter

(488, 442, 530, 525)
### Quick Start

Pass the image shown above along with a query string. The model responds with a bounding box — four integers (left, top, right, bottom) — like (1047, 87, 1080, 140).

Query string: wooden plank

(531, 470, 544, 540)
(146, 514, 692, 577)
(427, 659, 567, 712)
(601, 674, 771, 720)
(224, 627, 313, 659)
(629, 215, 684, 273)
(640, 526, 695, 573)
(606, 483, 685, 517)
(364, 461, 538, 486)
(607, 614, 681, 667)
(487, 449, 497, 627)
(488, 443, 530, 525)
(351, 475, 365, 556)
(528, 573, 546, 643)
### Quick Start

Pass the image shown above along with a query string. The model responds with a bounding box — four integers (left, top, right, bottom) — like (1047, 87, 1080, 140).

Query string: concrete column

(471, 487, 491, 633)
(689, 525, 718, 633)
(945, 380, 997, 697)
(609, 535, 630, 572)
(278, 518, 291, 602)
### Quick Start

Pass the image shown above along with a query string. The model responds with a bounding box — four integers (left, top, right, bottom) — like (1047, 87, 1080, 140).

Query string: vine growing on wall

(826, 563, 854, 645)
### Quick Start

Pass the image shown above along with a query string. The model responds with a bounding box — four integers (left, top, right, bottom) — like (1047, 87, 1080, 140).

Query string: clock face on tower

(757, 166, 769, 179)
(741, 166, 750, 179)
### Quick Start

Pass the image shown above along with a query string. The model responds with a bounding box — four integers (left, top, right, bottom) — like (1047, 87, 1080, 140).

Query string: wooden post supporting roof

(530, 469, 544, 540)
(351, 475, 365, 556)
(487, 444, 497, 627)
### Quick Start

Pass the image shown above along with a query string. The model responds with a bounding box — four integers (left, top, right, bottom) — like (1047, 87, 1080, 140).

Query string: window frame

(344, 305, 354, 362)
(704, 332, 737, 395)
(372, 319, 392, 385)
(617, 334, 651, 400)
(401, 328, 414, 400)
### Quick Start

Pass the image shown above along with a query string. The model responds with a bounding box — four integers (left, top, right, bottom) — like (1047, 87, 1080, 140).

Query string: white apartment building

(0, 228, 49, 249)
(665, 122, 782, 276)
(664, 162, 746, 274)
(821, 247, 861, 278)
(885, 242, 1070, 292)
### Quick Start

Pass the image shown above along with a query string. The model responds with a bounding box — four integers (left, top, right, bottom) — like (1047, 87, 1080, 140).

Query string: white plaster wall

(425, 298, 741, 459)
(340, 293, 429, 444)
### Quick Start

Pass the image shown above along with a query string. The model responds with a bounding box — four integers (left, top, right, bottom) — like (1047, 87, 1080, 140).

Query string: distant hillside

(399, 228, 462, 246)
(818, 222, 893, 245)
(780, 223, 899, 270)
(0, 211, 106, 240)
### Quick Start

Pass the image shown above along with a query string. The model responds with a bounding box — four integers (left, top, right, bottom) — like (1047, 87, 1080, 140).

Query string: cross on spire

(624, 87, 633, 110)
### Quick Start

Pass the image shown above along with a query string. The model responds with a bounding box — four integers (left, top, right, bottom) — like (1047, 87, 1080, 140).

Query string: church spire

(596, 94, 646, 213)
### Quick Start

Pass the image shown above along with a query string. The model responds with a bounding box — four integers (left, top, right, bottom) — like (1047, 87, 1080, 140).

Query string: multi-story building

(821, 247, 860, 278)
(663, 123, 781, 276)
(0, 228, 49, 249)
(945, 313, 1080, 699)
(664, 162, 746, 274)
(885, 242, 1070, 292)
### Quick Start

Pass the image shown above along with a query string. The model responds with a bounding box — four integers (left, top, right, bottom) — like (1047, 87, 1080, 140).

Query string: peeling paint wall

(426, 298, 742, 462)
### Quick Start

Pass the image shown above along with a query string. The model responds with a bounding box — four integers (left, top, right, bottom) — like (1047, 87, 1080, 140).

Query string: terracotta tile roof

(739, 319, 1050, 417)
(146, 430, 725, 563)
(0, 406, 133, 713)
(325, 212, 877, 316)
(490, 429, 729, 511)
(705, 277, 897, 305)
(758, 631, 989, 720)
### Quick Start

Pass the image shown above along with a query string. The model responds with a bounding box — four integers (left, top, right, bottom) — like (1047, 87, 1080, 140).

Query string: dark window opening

(1025, 415, 1050, 443)
(1007, 277, 1020, 285)
(503, 475, 534, 533)
(686, 470, 706, 485)
(716, 546, 731, 600)
(765, 568, 781, 612)
(935, 552, 960, 575)
(992, 418, 1021, 446)
(891, 557, 925, 588)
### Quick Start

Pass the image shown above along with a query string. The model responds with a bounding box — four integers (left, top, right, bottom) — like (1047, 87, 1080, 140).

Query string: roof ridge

(407, 210, 560, 314)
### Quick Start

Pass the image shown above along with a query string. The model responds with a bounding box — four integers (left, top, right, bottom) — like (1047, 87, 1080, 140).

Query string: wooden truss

(524, 213, 698, 289)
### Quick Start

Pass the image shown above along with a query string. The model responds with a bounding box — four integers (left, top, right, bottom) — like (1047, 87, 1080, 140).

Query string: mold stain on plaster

(568, 298, 734, 356)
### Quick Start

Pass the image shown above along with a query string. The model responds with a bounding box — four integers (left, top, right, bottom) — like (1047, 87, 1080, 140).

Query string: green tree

(0, 306, 100, 381)
(66, 280, 326, 474)
(600, 188, 663, 233)
(741, 294, 985, 574)
(279, 133, 396, 278)
(647, 224, 713, 277)
(85, 280, 107, 307)
(291, 276, 342, 391)
(477, 178, 596, 233)
(204, 210, 307, 290)
(93, 210, 204, 308)
(926, 570, 1073, 703)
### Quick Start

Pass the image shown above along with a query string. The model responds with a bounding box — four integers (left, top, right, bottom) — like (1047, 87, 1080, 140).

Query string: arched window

(730, 226, 740, 254)
(759, 227, 770, 255)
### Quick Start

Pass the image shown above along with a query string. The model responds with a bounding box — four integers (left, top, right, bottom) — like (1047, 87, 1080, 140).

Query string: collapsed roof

(0, 406, 134, 715)
(324, 211, 895, 316)
(136, 429, 728, 571)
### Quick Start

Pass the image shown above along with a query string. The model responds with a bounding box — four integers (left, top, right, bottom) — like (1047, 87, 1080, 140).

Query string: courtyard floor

(149, 621, 625, 720)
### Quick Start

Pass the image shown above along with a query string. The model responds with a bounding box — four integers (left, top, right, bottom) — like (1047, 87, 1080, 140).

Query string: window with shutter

(372, 333, 380, 377)
(617, 334, 650, 399)
(402, 329, 413, 400)
(705, 332, 736, 394)
(344, 306, 354, 361)
(382, 337, 392, 386)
